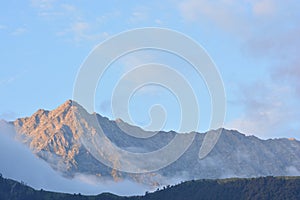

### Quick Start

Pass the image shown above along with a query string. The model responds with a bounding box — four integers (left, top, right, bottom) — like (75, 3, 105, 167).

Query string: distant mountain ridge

(11, 100, 300, 185)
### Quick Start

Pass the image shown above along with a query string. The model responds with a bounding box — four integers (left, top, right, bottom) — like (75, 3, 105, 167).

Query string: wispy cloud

(272, 62, 300, 97)
(60, 3, 76, 12)
(57, 21, 109, 42)
(11, 27, 27, 36)
(30, 1, 111, 43)
(226, 59, 300, 139)
(178, 0, 250, 34)
(128, 7, 149, 24)
(71, 21, 90, 36)
(178, 0, 299, 42)
(0, 74, 20, 85)
(31, 0, 56, 10)
(226, 81, 299, 139)
(154, 19, 163, 25)
(96, 11, 121, 25)
(31, 1, 78, 19)
(0, 121, 149, 195)
(0, 24, 7, 30)
(0, 111, 17, 121)
(178, 0, 300, 138)
(252, 0, 276, 16)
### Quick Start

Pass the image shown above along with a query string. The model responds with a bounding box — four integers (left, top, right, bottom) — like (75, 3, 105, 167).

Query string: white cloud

(30, 1, 114, 43)
(0, 74, 19, 85)
(33, 2, 78, 19)
(225, 82, 299, 139)
(252, 0, 276, 16)
(72, 21, 90, 34)
(0, 112, 17, 121)
(60, 4, 76, 12)
(178, 0, 300, 139)
(31, 0, 56, 10)
(96, 11, 121, 25)
(129, 12, 148, 24)
(120, 52, 156, 71)
(178, 0, 298, 38)
(178, 0, 246, 33)
(0, 121, 149, 195)
(0, 25, 7, 30)
(128, 6, 149, 24)
(11, 27, 27, 36)
(155, 19, 163, 25)
(57, 21, 109, 42)
(286, 166, 300, 176)
(272, 61, 300, 97)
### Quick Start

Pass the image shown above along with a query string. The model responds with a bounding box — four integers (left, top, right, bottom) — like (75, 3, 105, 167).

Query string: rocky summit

(11, 100, 300, 186)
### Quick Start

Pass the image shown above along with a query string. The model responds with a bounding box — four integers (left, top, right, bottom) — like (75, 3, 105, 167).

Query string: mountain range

(8, 100, 300, 186)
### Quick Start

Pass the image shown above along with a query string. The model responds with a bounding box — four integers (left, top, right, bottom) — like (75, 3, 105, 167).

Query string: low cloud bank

(0, 120, 148, 196)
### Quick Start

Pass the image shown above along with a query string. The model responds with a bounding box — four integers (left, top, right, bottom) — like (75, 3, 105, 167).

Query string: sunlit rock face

(12, 100, 300, 186)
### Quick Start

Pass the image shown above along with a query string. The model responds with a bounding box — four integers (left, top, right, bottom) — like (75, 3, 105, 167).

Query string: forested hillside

(1, 174, 299, 200)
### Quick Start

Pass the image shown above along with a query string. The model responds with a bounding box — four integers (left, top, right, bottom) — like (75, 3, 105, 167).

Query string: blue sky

(1, 0, 300, 139)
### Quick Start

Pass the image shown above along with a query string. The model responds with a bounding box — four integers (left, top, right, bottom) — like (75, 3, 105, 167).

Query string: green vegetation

(0, 175, 299, 200)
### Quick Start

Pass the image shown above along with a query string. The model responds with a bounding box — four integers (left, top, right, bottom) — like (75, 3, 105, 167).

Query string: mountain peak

(53, 99, 88, 117)
(59, 99, 81, 110)
(62, 99, 74, 107)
